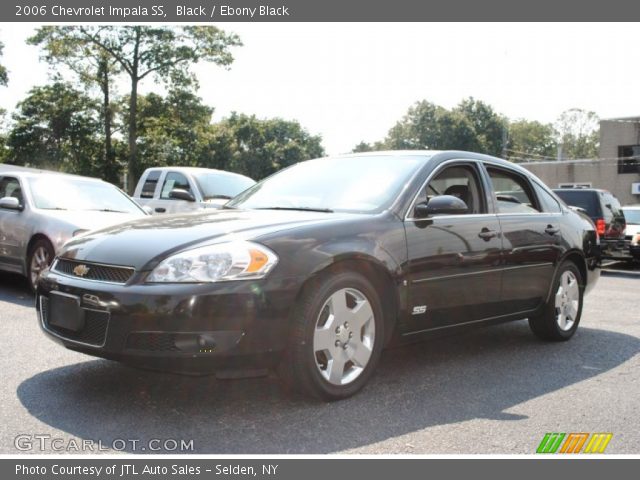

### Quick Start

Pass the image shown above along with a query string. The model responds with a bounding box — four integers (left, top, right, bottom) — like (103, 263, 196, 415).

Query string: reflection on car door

(403, 162, 503, 334)
(485, 165, 563, 315)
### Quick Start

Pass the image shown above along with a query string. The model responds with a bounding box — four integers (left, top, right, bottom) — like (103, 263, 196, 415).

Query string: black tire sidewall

(294, 271, 385, 400)
(27, 238, 54, 292)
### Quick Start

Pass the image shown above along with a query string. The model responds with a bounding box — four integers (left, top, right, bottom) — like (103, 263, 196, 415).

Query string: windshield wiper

(255, 206, 334, 213)
(40, 207, 68, 211)
(86, 208, 129, 213)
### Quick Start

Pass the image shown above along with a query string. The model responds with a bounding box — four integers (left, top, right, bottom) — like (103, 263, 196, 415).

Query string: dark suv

(553, 188, 626, 260)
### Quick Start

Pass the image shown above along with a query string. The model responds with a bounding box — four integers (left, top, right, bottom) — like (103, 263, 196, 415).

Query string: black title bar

(3, 0, 640, 22)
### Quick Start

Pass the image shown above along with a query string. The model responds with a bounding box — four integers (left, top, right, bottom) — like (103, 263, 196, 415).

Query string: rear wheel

(278, 271, 384, 400)
(27, 238, 54, 292)
(529, 261, 583, 341)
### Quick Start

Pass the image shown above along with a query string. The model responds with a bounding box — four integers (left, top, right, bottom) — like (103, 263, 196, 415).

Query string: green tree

(554, 108, 599, 159)
(131, 89, 214, 172)
(206, 113, 325, 179)
(76, 26, 242, 192)
(453, 97, 507, 157)
(0, 40, 7, 86)
(28, 27, 123, 184)
(506, 119, 557, 161)
(5, 82, 101, 174)
(383, 100, 479, 151)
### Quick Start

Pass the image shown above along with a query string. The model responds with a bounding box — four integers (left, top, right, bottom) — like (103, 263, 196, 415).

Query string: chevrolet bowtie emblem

(73, 264, 90, 277)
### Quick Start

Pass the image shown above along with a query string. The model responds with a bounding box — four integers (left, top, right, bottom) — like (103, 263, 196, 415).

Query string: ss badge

(412, 305, 427, 315)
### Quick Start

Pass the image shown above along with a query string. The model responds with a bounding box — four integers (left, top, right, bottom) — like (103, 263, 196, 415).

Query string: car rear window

(554, 190, 600, 218)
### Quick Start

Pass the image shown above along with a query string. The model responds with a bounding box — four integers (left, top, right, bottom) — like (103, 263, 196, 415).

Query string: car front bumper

(35, 269, 302, 374)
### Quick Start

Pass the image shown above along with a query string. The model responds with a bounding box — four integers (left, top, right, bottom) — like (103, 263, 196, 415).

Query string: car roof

(0, 168, 107, 184)
(144, 166, 253, 179)
(330, 149, 539, 176)
(553, 188, 609, 193)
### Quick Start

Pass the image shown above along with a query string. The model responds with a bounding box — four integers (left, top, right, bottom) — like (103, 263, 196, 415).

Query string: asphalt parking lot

(0, 265, 639, 454)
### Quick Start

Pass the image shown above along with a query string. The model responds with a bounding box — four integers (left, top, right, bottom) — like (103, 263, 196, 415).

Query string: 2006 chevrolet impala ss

(36, 151, 600, 400)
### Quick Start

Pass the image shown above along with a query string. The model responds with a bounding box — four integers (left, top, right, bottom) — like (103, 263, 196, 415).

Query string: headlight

(146, 241, 278, 283)
(632, 234, 640, 246)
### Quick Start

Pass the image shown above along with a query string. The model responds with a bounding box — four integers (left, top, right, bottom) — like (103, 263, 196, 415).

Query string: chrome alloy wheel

(313, 288, 376, 386)
(555, 270, 580, 331)
(30, 246, 51, 287)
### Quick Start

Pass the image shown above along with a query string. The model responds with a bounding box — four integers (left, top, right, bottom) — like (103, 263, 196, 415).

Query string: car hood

(40, 209, 144, 231)
(60, 209, 357, 270)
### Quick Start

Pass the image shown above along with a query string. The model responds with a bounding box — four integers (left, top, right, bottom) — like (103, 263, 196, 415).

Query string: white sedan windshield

(28, 177, 142, 214)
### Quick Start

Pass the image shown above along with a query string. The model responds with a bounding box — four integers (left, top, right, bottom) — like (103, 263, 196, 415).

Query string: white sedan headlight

(146, 241, 278, 283)
(632, 234, 640, 246)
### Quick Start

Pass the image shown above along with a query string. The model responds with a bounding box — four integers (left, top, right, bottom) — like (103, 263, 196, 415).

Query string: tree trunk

(99, 57, 117, 185)
(126, 28, 141, 194)
(127, 78, 138, 193)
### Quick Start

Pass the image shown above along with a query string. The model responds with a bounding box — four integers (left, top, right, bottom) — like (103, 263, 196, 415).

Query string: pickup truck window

(160, 172, 192, 199)
(141, 170, 161, 199)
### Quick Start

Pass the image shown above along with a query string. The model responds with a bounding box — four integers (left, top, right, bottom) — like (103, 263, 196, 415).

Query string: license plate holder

(49, 293, 85, 332)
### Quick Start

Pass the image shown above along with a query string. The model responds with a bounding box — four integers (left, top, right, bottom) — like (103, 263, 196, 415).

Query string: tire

(27, 238, 54, 293)
(278, 271, 385, 401)
(528, 261, 583, 341)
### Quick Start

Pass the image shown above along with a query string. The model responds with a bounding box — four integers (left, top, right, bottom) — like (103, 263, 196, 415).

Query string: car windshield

(193, 172, 256, 200)
(623, 209, 640, 225)
(28, 177, 142, 214)
(227, 155, 426, 213)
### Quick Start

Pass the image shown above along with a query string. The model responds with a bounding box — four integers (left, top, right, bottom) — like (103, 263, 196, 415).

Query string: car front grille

(53, 258, 135, 284)
(40, 296, 109, 347)
(126, 332, 181, 352)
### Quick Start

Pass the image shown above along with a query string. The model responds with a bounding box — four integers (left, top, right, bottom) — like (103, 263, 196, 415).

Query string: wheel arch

(544, 249, 587, 304)
(296, 254, 401, 346)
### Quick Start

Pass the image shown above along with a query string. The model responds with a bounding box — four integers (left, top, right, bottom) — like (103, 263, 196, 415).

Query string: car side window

(532, 181, 562, 213)
(160, 172, 192, 200)
(0, 177, 23, 205)
(141, 170, 161, 199)
(420, 164, 484, 214)
(487, 167, 539, 214)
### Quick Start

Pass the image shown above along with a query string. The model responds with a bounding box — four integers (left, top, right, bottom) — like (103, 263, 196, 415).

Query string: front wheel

(529, 261, 583, 341)
(27, 238, 54, 292)
(278, 271, 385, 400)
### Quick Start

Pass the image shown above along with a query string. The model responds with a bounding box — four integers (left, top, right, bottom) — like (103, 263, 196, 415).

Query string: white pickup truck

(133, 167, 255, 215)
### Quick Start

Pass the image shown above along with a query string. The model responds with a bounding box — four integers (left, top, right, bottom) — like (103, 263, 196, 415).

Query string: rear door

(133, 169, 161, 210)
(404, 161, 503, 333)
(485, 165, 563, 315)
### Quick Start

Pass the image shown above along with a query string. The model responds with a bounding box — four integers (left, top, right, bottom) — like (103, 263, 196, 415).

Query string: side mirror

(415, 195, 469, 218)
(169, 188, 195, 202)
(0, 196, 23, 211)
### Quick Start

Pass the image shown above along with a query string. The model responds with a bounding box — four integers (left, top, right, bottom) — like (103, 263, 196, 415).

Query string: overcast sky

(0, 23, 637, 155)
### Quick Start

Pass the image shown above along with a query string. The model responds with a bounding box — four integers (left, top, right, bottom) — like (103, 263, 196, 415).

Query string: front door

(404, 162, 503, 334)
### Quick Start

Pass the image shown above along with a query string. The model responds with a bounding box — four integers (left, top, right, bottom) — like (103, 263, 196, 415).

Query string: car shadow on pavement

(16, 322, 640, 454)
(0, 272, 33, 308)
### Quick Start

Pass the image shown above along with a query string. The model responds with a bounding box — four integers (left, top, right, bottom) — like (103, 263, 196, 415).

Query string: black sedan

(36, 151, 600, 400)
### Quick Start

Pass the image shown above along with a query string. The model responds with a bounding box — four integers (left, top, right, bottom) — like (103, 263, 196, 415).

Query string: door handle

(545, 225, 560, 235)
(478, 228, 498, 241)
(154, 208, 166, 213)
